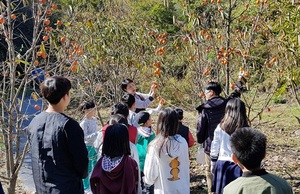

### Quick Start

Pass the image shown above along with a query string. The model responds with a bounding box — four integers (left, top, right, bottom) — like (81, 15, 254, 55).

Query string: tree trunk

(7, 176, 17, 194)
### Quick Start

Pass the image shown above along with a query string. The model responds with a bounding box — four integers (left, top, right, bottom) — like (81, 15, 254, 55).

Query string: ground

(0, 104, 299, 193)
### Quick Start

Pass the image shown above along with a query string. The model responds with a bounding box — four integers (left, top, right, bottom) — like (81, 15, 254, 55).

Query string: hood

(196, 96, 226, 113)
(160, 135, 184, 160)
(100, 156, 128, 181)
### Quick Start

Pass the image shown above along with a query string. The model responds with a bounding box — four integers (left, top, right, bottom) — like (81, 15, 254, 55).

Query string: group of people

(23, 75, 293, 194)
(196, 82, 293, 194)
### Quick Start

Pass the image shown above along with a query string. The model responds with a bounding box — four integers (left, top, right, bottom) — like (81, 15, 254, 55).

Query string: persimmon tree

(0, 0, 79, 193)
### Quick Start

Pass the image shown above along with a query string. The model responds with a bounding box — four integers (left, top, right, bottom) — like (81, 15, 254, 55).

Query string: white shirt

(80, 117, 98, 146)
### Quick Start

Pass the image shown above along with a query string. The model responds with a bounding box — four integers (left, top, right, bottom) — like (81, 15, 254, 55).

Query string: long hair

(102, 124, 131, 158)
(220, 98, 249, 135)
(151, 108, 179, 157)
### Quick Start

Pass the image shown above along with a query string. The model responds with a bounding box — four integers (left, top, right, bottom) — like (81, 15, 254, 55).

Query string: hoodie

(90, 155, 138, 194)
(143, 134, 190, 194)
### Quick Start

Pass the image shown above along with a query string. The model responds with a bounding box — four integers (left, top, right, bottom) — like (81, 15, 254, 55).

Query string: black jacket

(28, 112, 89, 194)
(177, 122, 189, 145)
(196, 96, 227, 154)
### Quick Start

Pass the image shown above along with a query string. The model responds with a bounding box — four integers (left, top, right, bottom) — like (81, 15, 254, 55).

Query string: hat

(135, 111, 150, 126)
(175, 108, 183, 120)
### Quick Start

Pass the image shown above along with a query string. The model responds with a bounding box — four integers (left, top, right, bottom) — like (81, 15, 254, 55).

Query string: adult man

(28, 76, 88, 194)
(224, 127, 293, 194)
(196, 82, 227, 193)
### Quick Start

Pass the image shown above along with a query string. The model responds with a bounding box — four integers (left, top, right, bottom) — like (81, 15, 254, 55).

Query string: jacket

(90, 155, 138, 194)
(136, 127, 155, 172)
(28, 112, 89, 194)
(177, 122, 195, 147)
(223, 169, 293, 194)
(144, 135, 190, 194)
(196, 96, 227, 154)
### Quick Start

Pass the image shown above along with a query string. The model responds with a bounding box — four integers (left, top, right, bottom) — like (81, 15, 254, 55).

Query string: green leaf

(15, 59, 30, 65)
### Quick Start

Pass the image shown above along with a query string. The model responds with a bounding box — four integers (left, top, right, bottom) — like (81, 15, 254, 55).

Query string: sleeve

(143, 145, 159, 185)
(210, 125, 221, 162)
(146, 103, 162, 115)
(79, 120, 88, 137)
(130, 142, 140, 167)
(196, 110, 208, 144)
(90, 158, 102, 194)
(85, 132, 98, 145)
(188, 130, 195, 147)
(135, 92, 153, 109)
(64, 119, 89, 178)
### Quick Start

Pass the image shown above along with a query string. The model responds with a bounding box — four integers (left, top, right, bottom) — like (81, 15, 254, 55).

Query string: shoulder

(128, 125, 137, 131)
(263, 173, 292, 186)
(64, 115, 81, 130)
(179, 123, 189, 130)
(174, 134, 188, 145)
(223, 177, 245, 193)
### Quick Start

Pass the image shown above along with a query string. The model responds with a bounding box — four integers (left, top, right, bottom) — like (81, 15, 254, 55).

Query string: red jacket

(102, 124, 137, 144)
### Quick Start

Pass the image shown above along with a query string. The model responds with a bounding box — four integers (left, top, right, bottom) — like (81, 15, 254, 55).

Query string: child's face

(126, 82, 136, 94)
(85, 107, 96, 117)
(144, 116, 152, 127)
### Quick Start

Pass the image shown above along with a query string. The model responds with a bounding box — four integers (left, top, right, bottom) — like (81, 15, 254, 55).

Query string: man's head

(40, 76, 71, 105)
(230, 127, 267, 171)
(205, 82, 222, 100)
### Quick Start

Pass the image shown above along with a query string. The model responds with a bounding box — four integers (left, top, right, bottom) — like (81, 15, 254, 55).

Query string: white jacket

(210, 124, 233, 161)
(144, 135, 190, 194)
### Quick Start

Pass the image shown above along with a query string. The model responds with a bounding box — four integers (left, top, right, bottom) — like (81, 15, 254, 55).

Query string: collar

(242, 169, 268, 177)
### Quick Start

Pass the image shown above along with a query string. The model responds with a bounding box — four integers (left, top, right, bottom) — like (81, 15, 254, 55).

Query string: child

(27, 76, 88, 193)
(210, 98, 249, 194)
(223, 127, 293, 194)
(90, 124, 139, 194)
(78, 101, 99, 192)
(122, 93, 164, 128)
(110, 102, 138, 144)
(144, 108, 190, 194)
(175, 108, 195, 148)
(121, 78, 156, 113)
(134, 111, 156, 193)
(104, 114, 142, 194)
(121, 93, 138, 127)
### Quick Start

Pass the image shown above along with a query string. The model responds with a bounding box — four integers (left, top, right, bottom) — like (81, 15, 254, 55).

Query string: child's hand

(150, 82, 158, 96)
(157, 96, 166, 105)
